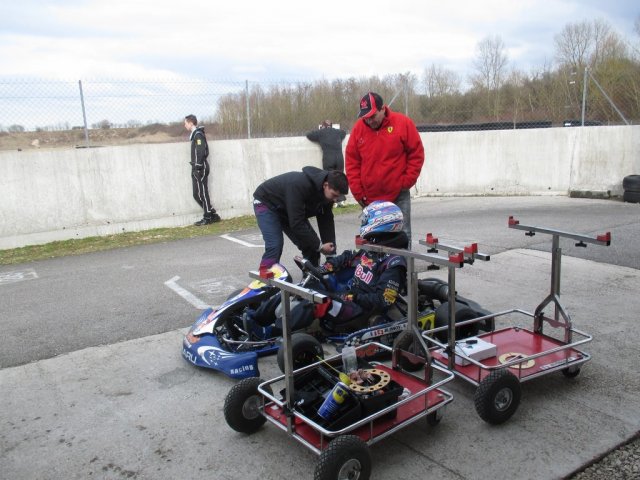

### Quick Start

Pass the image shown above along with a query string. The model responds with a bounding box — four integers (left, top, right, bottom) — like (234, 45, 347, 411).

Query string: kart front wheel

(224, 377, 271, 433)
(474, 369, 521, 425)
(314, 435, 372, 480)
(277, 333, 324, 373)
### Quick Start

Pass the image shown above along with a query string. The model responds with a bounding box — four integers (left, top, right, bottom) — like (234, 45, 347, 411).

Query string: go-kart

(182, 257, 494, 380)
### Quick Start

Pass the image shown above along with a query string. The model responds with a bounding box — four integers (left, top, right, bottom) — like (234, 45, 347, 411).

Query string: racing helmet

(360, 201, 404, 239)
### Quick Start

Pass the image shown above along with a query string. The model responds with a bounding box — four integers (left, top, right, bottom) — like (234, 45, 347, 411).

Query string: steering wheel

(294, 256, 330, 289)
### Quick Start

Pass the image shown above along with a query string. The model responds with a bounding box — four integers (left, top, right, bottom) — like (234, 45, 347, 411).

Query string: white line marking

(0, 269, 38, 285)
(220, 234, 264, 248)
(164, 276, 210, 309)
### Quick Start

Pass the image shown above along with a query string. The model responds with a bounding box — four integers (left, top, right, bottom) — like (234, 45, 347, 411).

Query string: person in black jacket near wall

(253, 166, 349, 270)
(184, 114, 221, 226)
(306, 120, 347, 172)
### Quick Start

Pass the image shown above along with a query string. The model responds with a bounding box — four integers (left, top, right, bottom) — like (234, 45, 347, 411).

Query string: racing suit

(189, 126, 217, 219)
(319, 248, 407, 328)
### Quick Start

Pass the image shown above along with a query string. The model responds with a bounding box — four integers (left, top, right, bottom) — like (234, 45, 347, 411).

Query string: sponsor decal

(230, 365, 255, 376)
(382, 287, 397, 305)
(184, 331, 201, 346)
(196, 139, 202, 145)
(182, 348, 198, 364)
(354, 264, 373, 284)
(197, 345, 236, 367)
(418, 312, 435, 330)
(387, 126, 393, 134)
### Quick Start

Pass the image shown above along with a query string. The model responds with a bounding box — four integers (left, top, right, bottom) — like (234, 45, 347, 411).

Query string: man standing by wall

(345, 92, 424, 245)
(253, 167, 349, 270)
(306, 120, 347, 172)
(184, 114, 221, 226)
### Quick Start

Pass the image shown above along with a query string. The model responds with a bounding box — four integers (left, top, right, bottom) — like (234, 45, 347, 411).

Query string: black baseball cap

(358, 92, 384, 119)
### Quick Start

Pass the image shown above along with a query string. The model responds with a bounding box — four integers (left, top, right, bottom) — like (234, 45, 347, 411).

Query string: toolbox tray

(282, 363, 403, 431)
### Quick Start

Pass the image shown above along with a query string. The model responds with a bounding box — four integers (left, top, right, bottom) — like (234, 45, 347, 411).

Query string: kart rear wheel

(393, 330, 427, 372)
(224, 377, 271, 434)
(314, 435, 371, 480)
(434, 302, 481, 343)
(474, 369, 521, 425)
(277, 333, 324, 373)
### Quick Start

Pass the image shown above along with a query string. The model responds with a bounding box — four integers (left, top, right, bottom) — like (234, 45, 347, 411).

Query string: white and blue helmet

(360, 201, 404, 239)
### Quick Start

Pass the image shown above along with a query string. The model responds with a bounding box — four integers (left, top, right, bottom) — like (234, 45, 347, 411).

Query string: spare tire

(623, 190, 640, 204)
(622, 175, 640, 192)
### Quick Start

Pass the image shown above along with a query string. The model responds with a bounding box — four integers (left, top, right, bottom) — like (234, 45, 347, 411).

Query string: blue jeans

(254, 202, 320, 268)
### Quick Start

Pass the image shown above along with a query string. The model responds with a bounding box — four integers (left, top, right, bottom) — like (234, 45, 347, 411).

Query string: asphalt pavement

(1, 196, 639, 479)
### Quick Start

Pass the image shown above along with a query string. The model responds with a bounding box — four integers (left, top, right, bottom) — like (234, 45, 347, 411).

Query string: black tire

(562, 366, 581, 378)
(623, 190, 640, 203)
(434, 302, 481, 343)
(393, 330, 426, 372)
(622, 174, 640, 191)
(277, 332, 324, 373)
(314, 435, 372, 480)
(474, 369, 521, 425)
(417, 277, 449, 303)
(224, 377, 271, 433)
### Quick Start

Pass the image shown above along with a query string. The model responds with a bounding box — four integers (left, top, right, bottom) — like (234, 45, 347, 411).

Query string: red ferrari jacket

(345, 106, 425, 204)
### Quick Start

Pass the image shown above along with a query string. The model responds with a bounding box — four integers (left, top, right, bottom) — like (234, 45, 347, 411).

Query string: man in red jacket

(345, 92, 425, 245)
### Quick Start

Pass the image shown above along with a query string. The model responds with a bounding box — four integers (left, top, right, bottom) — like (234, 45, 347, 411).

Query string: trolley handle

(249, 271, 329, 304)
(508, 216, 611, 247)
(359, 242, 465, 268)
(419, 233, 490, 264)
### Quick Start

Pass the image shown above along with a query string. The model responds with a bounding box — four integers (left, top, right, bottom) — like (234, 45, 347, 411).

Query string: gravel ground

(568, 434, 640, 479)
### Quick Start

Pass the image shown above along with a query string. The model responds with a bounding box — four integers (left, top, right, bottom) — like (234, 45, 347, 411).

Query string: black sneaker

(194, 218, 212, 226)
(210, 213, 221, 223)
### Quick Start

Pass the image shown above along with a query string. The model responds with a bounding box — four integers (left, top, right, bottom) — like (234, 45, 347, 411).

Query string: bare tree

(470, 35, 509, 91)
(422, 64, 461, 98)
(469, 35, 509, 120)
(554, 19, 626, 70)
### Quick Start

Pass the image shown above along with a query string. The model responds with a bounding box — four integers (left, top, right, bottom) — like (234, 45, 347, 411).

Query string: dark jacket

(253, 166, 336, 252)
(306, 127, 347, 172)
(189, 126, 209, 169)
(324, 249, 407, 313)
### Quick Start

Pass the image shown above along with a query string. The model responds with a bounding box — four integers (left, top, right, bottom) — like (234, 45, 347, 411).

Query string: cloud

(0, 0, 637, 82)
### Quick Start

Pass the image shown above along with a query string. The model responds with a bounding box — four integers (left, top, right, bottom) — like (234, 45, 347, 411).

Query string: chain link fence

(1, 71, 638, 151)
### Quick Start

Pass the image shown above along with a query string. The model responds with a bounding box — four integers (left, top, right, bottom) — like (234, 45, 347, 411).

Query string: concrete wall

(1, 125, 638, 249)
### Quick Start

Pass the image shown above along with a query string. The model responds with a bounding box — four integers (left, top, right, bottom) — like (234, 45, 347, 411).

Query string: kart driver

(251, 201, 409, 333)
(314, 201, 409, 331)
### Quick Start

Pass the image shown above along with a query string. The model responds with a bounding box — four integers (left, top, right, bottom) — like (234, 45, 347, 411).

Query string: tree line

(212, 18, 640, 139)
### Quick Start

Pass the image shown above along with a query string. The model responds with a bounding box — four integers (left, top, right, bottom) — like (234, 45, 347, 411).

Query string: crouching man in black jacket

(253, 167, 348, 270)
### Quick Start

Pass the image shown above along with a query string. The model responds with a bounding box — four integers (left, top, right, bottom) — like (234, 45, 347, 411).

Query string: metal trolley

(420, 216, 611, 425)
(223, 245, 460, 480)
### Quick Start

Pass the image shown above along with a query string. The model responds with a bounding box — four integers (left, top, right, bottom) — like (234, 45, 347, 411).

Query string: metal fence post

(245, 80, 251, 139)
(78, 80, 90, 147)
(581, 68, 588, 127)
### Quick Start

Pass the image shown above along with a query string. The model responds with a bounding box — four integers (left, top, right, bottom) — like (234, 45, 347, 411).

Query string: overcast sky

(1, 0, 638, 83)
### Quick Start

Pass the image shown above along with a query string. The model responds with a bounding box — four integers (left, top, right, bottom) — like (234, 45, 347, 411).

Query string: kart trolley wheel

(473, 369, 521, 425)
(224, 377, 272, 434)
(393, 330, 427, 372)
(314, 435, 372, 480)
(277, 332, 324, 374)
